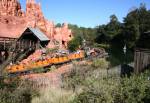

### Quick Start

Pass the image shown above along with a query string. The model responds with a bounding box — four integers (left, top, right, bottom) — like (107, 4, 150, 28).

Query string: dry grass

(92, 58, 109, 69)
(32, 87, 75, 103)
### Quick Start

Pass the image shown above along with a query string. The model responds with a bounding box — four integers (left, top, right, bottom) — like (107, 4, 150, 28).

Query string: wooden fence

(134, 48, 150, 74)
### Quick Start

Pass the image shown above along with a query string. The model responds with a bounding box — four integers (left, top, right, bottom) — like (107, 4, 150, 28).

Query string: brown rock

(0, 0, 73, 49)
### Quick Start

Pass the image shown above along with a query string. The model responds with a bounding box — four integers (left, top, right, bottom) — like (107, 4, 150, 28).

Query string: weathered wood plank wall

(134, 48, 150, 73)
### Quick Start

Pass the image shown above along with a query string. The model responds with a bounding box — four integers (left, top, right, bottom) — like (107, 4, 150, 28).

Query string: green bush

(71, 71, 150, 103)
(0, 78, 38, 103)
(94, 43, 110, 50)
(68, 36, 83, 52)
(71, 78, 120, 103)
(92, 58, 109, 69)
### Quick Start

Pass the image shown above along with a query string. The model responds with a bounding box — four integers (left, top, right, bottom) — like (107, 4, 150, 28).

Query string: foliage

(107, 45, 134, 67)
(63, 64, 89, 89)
(0, 78, 38, 103)
(95, 4, 150, 49)
(92, 58, 109, 69)
(68, 35, 83, 52)
(136, 32, 150, 49)
(70, 69, 150, 103)
(32, 88, 74, 103)
(122, 3, 150, 48)
(67, 4, 150, 67)
(93, 43, 110, 50)
(62, 59, 150, 103)
(68, 24, 97, 46)
(34, 67, 45, 73)
(1, 3, 150, 103)
(71, 77, 120, 103)
(49, 65, 56, 71)
(45, 48, 58, 54)
(63, 60, 111, 92)
(0, 49, 31, 76)
(93, 4, 150, 66)
(123, 8, 140, 48)
(95, 14, 122, 45)
(55, 23, 62, 27)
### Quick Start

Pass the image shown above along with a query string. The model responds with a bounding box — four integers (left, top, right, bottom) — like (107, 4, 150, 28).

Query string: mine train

(6, 48, 107, 74)
(6, 51, 85, 74)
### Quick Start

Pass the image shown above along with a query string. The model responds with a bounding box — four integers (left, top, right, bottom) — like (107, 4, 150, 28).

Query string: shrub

(63, 64, 89, 89)
(92, 58, 109, 69)
(71, 77, 120, 103)
(68, 36, 83, 52)
(120, 73, 150, 103)
(46, 48, 58, 54)
(0, 78, 38, 103)
(94, 43, 110, 50)
(71, 71, 150, 103)
(50, 65, 57, 71)
(63, 60, 110, 92)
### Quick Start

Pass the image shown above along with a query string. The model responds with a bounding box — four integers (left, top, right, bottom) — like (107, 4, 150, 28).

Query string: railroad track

(4, 51, 108, 78)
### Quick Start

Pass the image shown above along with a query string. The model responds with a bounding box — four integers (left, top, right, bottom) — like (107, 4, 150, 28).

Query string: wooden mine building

(0, 27, 50, 64)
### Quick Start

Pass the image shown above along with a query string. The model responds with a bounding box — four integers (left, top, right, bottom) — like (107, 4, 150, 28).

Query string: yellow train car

(7, 51, 85, 74)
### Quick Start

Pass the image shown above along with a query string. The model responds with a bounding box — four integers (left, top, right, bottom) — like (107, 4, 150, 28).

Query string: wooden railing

(0, 37, 17, 50)
(0, 37, 37, 51)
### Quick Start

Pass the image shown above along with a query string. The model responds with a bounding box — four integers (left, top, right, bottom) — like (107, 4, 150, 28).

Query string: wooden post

(22, 40, 24, 49)
(36, 40, 40, 49)
(4, 39, 6, 50)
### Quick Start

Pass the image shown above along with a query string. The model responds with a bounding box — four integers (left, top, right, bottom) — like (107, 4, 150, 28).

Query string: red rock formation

(0, 0, 72, 49)
(0, 0, 24, 16)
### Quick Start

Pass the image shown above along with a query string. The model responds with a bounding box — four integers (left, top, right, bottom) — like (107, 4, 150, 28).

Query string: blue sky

(20, 0, 150, 28)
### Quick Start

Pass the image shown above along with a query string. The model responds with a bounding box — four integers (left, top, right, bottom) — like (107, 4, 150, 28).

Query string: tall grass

(31, 59, 110, 103)
(0, 78, 38, 103)
(32, 87, 75, 103)
(2, 58, 148, 103)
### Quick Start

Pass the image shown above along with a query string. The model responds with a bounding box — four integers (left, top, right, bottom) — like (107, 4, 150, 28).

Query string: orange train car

(7, 51, 85, 74)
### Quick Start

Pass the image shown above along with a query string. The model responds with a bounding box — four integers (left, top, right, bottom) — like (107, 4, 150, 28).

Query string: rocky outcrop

(0, 0, 24, 16)
(0, 0, 72, 49)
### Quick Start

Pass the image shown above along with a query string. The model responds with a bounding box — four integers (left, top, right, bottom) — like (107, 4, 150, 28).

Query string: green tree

(123, 3, 150, 48)
(106, 14, 122, 38)
(68, 24, 97, 46)
(123, 7, 140, 48)
(68, 36, 83, 52)
(138, 3, 150, 33)
(55, 23, 62, 27)
(95, 14, 122, 44)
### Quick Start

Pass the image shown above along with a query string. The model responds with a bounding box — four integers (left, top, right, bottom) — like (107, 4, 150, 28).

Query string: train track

(4, 51, 108, 78)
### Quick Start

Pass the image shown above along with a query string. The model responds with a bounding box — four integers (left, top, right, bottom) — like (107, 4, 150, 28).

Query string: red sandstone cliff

(0, 0, 72, 48)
